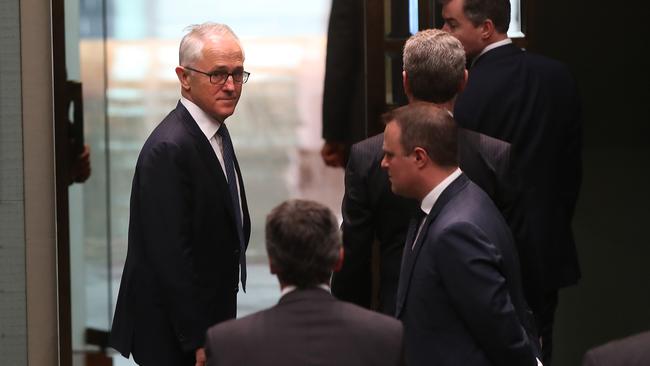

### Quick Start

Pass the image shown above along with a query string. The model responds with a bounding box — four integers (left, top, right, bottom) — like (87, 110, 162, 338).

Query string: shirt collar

(180, 96, 222, 140)
(280, 284, 331, 298)
(420, 168, 462, 215)
(471, 38, 513, 67)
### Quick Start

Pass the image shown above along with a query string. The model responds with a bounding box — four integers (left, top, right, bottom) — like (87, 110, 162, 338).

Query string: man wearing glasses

(110, 22, 251, 366)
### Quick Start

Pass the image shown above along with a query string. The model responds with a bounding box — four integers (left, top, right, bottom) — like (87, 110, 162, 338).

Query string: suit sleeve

(331, 146, 373, 307)
(138, 141, 205, 351)
(434, 222, 536, 366)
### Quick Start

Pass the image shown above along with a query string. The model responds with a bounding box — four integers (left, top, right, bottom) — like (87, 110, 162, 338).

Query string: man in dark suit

(109, 23, 251, 366)
(384, 103, 539, 366)
(320, 0, 364, 167)
(441, 0, 583, 363)
(205, 199, 404, 366)
(332, 29, 512, 315)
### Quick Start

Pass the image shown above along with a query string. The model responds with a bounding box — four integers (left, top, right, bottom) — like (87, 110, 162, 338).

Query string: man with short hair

(110, 23, 251, 366)
(205, 199, 404, 366)
(441, 1, 583, 362)
(332, 29, 511, 315)
(384, 103, 538, 366)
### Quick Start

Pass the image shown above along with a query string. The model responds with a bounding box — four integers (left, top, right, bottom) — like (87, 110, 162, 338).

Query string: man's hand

(195, 347, 206, 366)
(320, 141, 346, 168)
(69, 144, 91, 184)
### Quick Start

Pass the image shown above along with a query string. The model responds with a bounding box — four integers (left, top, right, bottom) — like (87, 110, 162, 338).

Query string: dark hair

(403, 29, 466, 103)
(440, 0, 511, 33)
(265, 199, 341, 288)
(382, 102, 458, 167)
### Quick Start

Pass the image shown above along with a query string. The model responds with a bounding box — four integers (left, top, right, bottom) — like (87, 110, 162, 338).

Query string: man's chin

(212, 106, 236, 121)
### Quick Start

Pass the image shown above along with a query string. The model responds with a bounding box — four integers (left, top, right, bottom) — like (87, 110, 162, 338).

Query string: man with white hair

(110, 22, 251, 366)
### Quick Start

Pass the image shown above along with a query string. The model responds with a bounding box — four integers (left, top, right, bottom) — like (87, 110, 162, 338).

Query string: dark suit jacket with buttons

(205, 288, 404, 366)
(396, 174, 539, 366)
(109, 102, 250, 364)
(331, 129, 512, 315)
(454, 43, 582, 310)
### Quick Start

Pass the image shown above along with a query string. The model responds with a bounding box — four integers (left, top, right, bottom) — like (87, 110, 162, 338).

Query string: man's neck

(410, 98, 455, 114)
(416, 166, 459, 202)
(472, 36, 511, 65)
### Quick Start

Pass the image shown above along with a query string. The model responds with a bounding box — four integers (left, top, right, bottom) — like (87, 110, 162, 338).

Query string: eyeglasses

(183, 66, 250, 85)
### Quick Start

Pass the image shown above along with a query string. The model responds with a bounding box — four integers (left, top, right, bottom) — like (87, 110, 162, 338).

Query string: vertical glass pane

(385, 54, 394, 105)
(68, 0, 111, 363)
(409, 0, 419, 34)
(508, 0, 524, 38)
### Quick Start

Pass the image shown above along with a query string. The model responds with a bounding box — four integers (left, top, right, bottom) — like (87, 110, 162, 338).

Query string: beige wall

(0, 0, 59, 364)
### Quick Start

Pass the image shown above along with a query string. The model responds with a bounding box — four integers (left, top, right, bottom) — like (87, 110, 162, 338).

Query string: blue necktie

(217, 124, 246, 289)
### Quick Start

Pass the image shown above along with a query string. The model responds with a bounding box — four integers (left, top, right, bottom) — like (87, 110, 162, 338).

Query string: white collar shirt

(180, 97, 243, 223)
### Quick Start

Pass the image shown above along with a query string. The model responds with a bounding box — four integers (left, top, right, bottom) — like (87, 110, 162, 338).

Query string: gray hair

(403, 29, 466, 103)
(265, 199, 341, 288)
(179, 22, 241, 66)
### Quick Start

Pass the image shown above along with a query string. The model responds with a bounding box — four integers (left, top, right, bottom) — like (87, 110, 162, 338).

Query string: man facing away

(110, 23, 251, 366)
(205, 199, 404, 366)
(332, 29, 512, 315)
(384, 103, 539, 366)
(440, 0, 583, 363)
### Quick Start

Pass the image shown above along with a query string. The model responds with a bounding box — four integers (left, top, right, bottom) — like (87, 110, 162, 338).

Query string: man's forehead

(199, 43, 244, 68)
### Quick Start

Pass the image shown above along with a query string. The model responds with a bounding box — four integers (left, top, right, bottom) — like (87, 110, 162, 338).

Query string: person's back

(205, 199, 404, 366)
(206, 288, 403, 366)
(454, 38, 582, 314)
(582, 331, 650, 366)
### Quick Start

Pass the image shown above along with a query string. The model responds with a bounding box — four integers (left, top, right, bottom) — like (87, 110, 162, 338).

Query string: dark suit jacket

(322, 0, 365, 147)
(396, 174, 538, 366)
(454, 43, 582, 309)
(332, 129, 511, 315)
(109, 102, 250, 364)
(582, 331, 650, 366)
(205, 288, 404, 366)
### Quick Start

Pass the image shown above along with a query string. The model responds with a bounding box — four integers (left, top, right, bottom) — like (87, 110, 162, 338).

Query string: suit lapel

(175, 102, 240, 226)
(395, 174, 471, 317)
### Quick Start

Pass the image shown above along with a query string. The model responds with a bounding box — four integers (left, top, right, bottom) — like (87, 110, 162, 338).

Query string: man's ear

(413, 147, 429, 168)
(402, 70, 413, 102)
(333, 246, 344, 272)
(480, 19, 495, 40)
(175, 66, 191, 91)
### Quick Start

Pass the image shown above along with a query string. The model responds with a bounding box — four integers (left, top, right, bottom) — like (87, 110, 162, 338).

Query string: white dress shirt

(180, 97, 244, 224)
(412, 168, 463, 249)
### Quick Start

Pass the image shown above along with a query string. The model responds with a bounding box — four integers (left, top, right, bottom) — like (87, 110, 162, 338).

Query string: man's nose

(380, 156, 388, 169)
(221, 75, 236, 91)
